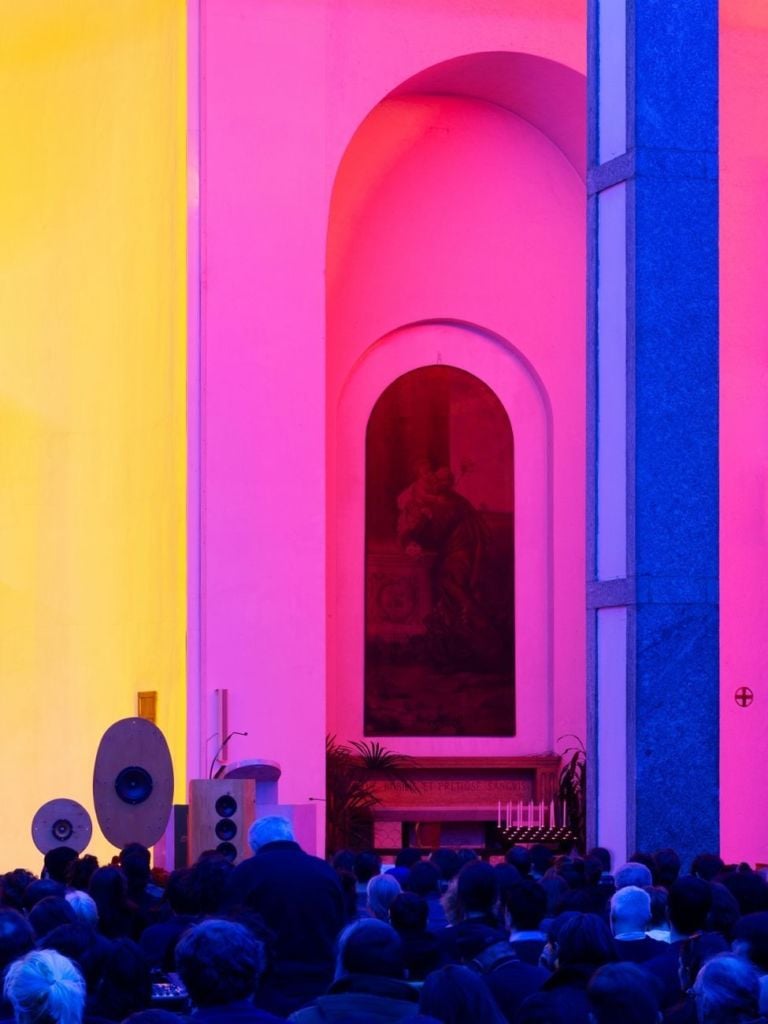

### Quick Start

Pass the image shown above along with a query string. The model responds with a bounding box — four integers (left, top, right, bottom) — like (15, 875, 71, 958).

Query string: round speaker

(31, 799, 92, 855)
(93, 718, 174, 849)
(216, 841, 238, 861)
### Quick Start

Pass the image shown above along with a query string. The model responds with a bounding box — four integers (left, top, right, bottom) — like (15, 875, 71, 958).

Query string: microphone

(208, 730, 249, 779)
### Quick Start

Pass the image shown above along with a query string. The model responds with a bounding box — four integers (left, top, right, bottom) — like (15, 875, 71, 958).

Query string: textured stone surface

(589, 0, 719, 868)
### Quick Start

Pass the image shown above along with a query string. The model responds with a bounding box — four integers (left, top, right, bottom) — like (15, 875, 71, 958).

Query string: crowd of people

(3, 817, 768, 1024)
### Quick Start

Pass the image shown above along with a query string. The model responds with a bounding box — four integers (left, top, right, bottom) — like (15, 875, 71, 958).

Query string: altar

(368, 755, 561, 850)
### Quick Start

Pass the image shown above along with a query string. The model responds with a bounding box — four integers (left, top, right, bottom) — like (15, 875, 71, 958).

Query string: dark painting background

(365, 365, 515, 736)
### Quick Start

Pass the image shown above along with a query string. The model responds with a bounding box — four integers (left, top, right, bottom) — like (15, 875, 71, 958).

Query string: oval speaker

(93, 718, 174, 849)
(31, 798, 93, 855)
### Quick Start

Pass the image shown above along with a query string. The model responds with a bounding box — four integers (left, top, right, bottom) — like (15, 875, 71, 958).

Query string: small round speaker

(31, 799, 92, 855)
(216, 841, 238, 861)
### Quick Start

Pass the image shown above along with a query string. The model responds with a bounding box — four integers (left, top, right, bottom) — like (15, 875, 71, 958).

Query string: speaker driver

(216, 841, 238, 861)
(115, 766, 153, 805)
(214, 794, 238, 818)
(215, 818, 237, 841)
(31, 799, 92, 855)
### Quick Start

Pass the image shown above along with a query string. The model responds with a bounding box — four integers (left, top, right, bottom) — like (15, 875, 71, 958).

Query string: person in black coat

(223, 815, 345, 1016)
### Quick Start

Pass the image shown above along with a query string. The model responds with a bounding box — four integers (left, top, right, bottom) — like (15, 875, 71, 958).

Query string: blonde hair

(4, 950, 85, 1024)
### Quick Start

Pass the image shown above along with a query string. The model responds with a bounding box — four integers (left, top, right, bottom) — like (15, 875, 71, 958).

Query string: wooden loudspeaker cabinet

(188, 779, 256, 865)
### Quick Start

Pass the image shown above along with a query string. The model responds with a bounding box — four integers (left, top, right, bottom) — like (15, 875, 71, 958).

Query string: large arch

(326, 51, 586, 760)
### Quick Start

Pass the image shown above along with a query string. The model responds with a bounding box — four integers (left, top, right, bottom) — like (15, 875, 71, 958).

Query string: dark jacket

(190, 1000, 284, 1024)
(288, 974, 421, 1023)
(472, 940, 548, 1022)
(224, 841, 344, 971)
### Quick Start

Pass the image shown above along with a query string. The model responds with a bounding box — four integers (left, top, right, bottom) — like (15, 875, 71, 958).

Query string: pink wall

(199, 0, 585, 846)
(719, 4, 768, 863)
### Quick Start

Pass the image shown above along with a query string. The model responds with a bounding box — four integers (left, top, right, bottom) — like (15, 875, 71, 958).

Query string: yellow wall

(0, 1, 187, 869)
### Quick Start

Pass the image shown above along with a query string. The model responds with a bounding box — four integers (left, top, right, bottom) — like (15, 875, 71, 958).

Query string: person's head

(331, 849, 356, 874)
(60, 892, 96, 932)
(4, 950, 85, 1024)
(119, 845, 151, 888)
(87, 867, 126, 908)
(707, 882, 741, 941)
(732, 912, 768, 972)
(64, 858, 98, 897)
(186, 854, 234, 915)
(247, 815, 294, 854)
(652, 849, 681, 890)
(692, 854, 725, 883)
(175, 919, 266, 1007)
(588, 962, 661, 1024)
(669, 877, 713, 937)
(615, 862, 653, 890)
(588, 848, 613, 875)
(530, 845, 554, 880)
(693, 953, 760, 1024)
(555, 913, 615, 970)
(430, 849, 461, 885)
(644, 886, 669, 929)
(406, 861, 441, 898)
(389, 892, 428, 934)
(0, 910, 35, 975)
(505, 846, 532, 877)
(456, 861, 498, 916)
(28, 899, 76, 941)
(43, 850, 78, 887)
(720, 869, 768, 916)
(367, 873, 401, 922)
(334, 919, 404, 981)
(354, 851, 381, 885)
(610, 886, 651, 937)
(1, 871, 37, 912)
(395, 848, 423, 870)
(22, 881, 64, 914)
(504, 879, 547, 932)
(540, 874, 569, 918)
(38, 924, 104, 991)
(419, 964, 507, 1024)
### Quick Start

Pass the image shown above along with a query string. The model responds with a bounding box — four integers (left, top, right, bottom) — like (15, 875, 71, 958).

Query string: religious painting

(364, 365, 515, 736)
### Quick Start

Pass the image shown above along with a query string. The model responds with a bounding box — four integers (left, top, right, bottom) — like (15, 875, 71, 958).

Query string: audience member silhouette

(288, 919, 419, 1023)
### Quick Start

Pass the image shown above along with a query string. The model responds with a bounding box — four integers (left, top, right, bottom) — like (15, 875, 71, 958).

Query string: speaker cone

(215, 819, 237, 841)
(214, 794, 238, 818)
(115, 766, 153, 805)
(52, 819, 74, 842)
(216, 841, 237, 860)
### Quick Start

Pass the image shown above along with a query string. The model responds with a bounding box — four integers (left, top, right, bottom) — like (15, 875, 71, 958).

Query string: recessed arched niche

(326, 51, 585, 758)
(364, 365, 515, 736)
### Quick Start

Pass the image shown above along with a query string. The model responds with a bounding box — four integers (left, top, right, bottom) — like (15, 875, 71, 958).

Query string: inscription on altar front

(375, 778, 532, 806)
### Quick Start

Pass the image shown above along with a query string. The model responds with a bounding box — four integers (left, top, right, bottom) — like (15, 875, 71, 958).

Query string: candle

(517, 800, 522, 828)
(539, 800, 544, 827)
(497, 800, 501, 828)
(549, 799, 556, 828)
(562, 800, 567, 827)
(528, 799, 533, 826)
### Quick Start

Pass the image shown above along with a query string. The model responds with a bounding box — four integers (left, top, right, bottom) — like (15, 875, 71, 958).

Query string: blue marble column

(587, 0, 719, 866)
